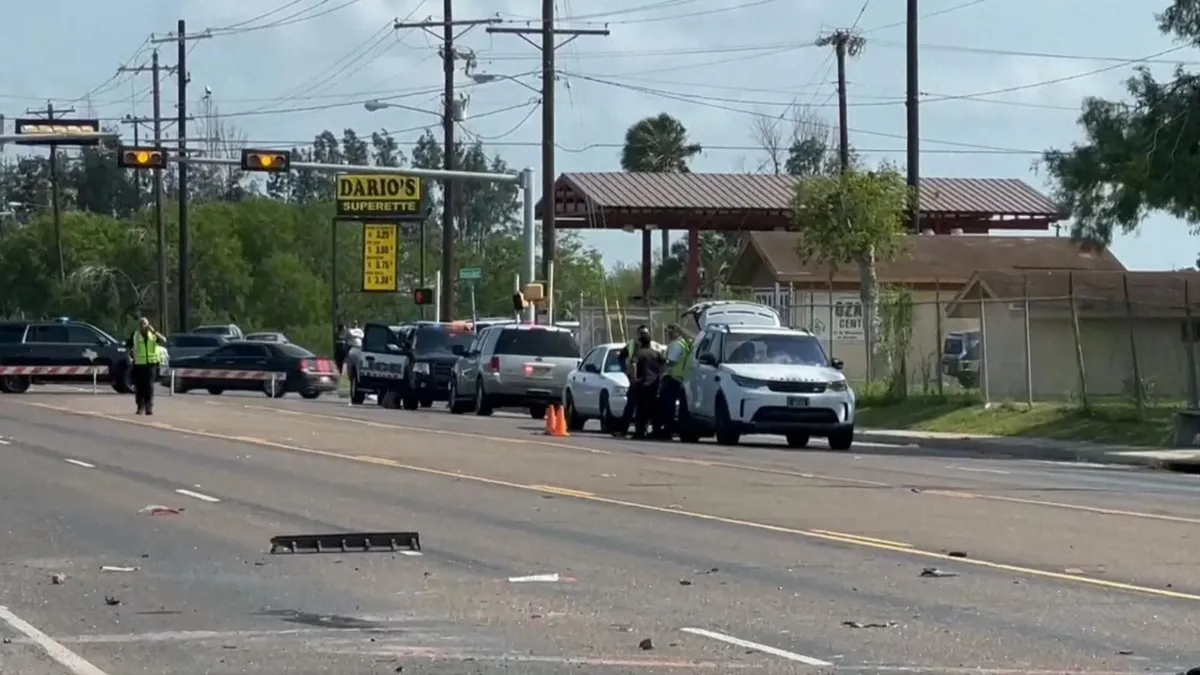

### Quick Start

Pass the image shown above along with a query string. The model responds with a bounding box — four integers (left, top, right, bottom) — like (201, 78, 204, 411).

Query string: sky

(1, 0, 1196, 273)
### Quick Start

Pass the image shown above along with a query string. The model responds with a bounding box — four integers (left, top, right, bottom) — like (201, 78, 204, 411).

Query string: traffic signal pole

(151, 50, 168, 330)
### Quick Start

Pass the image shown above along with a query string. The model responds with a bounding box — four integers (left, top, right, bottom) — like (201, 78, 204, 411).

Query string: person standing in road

(659, 324, 692, 439)
(334, 323, 349, 371)
(126, 317, 166, 415)
(613, 325, 664, 439)
(348, 320, 364, 349)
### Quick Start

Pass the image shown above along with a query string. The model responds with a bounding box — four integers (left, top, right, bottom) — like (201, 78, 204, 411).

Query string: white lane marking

(398, 550, 423, 556)
(680, 627, 832, 666)
(174, 488, 220, 503)
(63, 459, 95, 468)
(0, 605, 111, 675)
(0, 438, 10, 445)
(954, 466, 1010, 475)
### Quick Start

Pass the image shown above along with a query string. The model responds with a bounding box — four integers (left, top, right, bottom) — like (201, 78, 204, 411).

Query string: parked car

(562, 340, 665, 432)
(245, 332, 289, 343)
(167, 341, 338, 399)
(448, 323, 580, 419)
(0, 318, 134, 394)
(193, 324, 244, 340)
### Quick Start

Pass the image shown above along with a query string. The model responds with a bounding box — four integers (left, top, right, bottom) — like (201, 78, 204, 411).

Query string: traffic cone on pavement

(552, 404, 569, 437)
(543, 406, 556, 435)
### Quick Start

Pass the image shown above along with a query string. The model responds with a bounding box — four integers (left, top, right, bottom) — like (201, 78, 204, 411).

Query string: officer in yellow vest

(126, 317, 166, 415)
(659, 324, 692, 438)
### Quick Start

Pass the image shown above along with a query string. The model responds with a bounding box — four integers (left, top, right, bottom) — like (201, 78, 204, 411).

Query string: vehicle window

(65, 324, 105, 344)
(274, 344, 315, 359)
(494, 329, 579, 357)
(602, 349, 625, 373)
(412, 326, 475, 352)
(723, 333, 828, 366)
(193, 326, 230, 335)
(942, 337, 963, 356)
(362, 324, 392, 352)
(26, 325, 69, 343)
(214, 343, 269, 358)
(693, 333, 715, 360)
(169, 335, 223, 348)
(0, 324, 27, 344)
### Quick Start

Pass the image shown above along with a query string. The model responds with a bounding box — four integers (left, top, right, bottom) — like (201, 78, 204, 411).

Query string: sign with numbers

(361, 223, 399, 292)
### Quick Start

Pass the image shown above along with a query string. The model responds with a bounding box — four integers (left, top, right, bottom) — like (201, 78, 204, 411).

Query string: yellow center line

(18, 400, 1200, 603)
(809, 530, 913, 548)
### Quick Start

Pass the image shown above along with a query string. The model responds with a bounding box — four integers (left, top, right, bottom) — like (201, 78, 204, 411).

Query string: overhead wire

(209, 0, 311, 31)
(560, 0, 704, 22)
(862, 0, 994, 34)
(206, 0, 364, 36)
(460, 100, 541, 141)
(568, 0, 782, 25)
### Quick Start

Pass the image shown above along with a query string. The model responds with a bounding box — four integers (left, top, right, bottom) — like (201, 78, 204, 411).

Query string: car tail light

(488, 356, 501, 372)
(317, 358, 336, 372)
(300, 359, 317, 372)
(523, 364, 534, 376)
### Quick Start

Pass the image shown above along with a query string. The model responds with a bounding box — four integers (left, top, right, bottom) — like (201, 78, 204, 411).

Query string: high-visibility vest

(131, 331, 161, 365)
(668, 338, 693, 379)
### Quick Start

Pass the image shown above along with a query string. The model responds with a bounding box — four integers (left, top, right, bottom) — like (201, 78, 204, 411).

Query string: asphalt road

(1, 388, 1198, 675)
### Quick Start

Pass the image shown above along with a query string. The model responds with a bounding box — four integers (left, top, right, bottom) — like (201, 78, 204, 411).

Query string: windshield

(943, 337, 963, 356)
(603, 348, 624, 373)
(275, 344, 316, 359)
(494, 329, 579, 357)
(412, 326, 474, 352)
(723, 333, 829, 366)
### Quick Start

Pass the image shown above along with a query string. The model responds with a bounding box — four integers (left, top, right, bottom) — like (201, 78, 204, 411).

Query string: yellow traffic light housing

(117, 146, 166, 170)
(241, 148, 290, 172)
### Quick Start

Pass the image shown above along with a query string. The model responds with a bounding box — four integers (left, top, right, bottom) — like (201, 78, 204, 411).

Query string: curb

(855, 431, 1200, 473)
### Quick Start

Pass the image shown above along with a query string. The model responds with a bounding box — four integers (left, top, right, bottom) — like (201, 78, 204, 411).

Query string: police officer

(126, 317, 166, 415)
(659, 324, 692, 438)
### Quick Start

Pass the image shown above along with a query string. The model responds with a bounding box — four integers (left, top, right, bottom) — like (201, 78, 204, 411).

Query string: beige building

(946, 270, 1200, 401)
(725, 232, 1125, 388)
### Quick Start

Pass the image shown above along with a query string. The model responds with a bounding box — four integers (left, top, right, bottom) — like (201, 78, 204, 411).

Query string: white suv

(677, 324, 855, 449)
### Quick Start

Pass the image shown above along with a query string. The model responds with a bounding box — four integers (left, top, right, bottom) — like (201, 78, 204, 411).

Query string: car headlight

(827, 379, 848, 392)
(612, 386, 628, 397)
(413, 362, 430, 374)
(730, 374, 768, 388)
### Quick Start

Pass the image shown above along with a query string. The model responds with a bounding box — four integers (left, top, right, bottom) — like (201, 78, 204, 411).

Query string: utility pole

(816, 30, 864, 175)
(488, 11, 609, 317)
(119, 52, 180, 327)
(906, 0, 921, 233)
(394, 13, 499, 322)
(153, 21, 209, 332)
(24, 101, 72, 280)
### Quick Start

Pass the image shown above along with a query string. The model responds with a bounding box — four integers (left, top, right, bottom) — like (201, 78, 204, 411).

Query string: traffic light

(117, 146, 166, 170)
(413, 288, 434, 305)
(241, 148, 290, 172)
(512, 292, 527, 312)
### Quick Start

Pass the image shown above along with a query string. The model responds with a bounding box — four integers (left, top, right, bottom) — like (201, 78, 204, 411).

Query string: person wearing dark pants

(613, 325, 665, 439)
(126, 317, 166, 415)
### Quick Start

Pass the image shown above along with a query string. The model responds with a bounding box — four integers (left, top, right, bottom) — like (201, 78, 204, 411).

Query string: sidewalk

(857, 428, 1200, 472)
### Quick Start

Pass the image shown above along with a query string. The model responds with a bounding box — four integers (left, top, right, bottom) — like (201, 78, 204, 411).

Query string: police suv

(0, 318, 135, 394)
(675, 301, 855, 450)
(347, 321, 473, 409)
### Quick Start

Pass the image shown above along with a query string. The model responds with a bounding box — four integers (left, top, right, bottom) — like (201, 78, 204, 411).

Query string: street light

(470, 72, 541, 95)
(362, 100, 441, 117)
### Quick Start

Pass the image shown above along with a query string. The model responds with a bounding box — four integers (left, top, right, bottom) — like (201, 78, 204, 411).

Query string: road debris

(104, 595, 120, 606)
(100, 565, 138, 572)
(508, 573, 559, 583)
(679, 579, 692, 586)
(638, 638, 654, 650)
(843, 620, 898, 629)
(920, 567, 958, 578)
(138, 505, 184, 516)
(947, 551, 968, 558)
(50, 573, 65, 585)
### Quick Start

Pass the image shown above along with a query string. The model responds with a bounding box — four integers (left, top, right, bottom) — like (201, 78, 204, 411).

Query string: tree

(748, 104, 844, 177)
(1041, 2, 1199, 247)
(793, 165, 911, 381)
(620, 113, 702, 173)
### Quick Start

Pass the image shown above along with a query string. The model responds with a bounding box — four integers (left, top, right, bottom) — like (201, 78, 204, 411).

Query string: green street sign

(458, 267, 482, 281)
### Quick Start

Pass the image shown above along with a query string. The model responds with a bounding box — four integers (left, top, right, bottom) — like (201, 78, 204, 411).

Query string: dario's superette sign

(335, 173, 430, 220)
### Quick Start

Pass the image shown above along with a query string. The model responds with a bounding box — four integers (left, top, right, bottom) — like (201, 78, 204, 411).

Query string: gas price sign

(361, 223, 399, 292)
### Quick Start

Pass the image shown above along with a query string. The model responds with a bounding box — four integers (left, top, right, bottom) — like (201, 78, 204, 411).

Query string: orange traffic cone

(552, 404, 569, 437)
(544, 406, 556, 435)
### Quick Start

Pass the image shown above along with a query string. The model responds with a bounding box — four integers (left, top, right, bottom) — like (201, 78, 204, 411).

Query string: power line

(565, 0, 782, 25)
(205, 0, 365, 36)
(210, 0, 311, 31)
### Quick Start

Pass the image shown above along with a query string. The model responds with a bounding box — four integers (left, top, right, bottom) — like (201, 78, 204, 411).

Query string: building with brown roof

(724, 232, 1125, 388)
(945, 270, 1200, 400)
(538, 172, 1063, 298)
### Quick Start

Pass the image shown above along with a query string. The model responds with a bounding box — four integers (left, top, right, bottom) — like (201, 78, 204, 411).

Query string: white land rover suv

(677, 324, 855, 450)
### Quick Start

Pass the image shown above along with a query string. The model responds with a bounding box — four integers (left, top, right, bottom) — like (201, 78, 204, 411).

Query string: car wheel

(207, 387, 224, 395)
(528, 404, 547, 420)
(111, 366, 134, 394)
(827, 427, 854, 451)
(714, 396, 740, 446)
(448, 380, 470, 414)
(401, 390, 419, 410)
(262, 380, 286, 398)
(381, 389, 401, 409)
(564, 393, 585, 431)
(349, 371, 366, 405)
(473, 378, 494, 416)
(300, 390, 320, 400)
(785, 433, 810, 448)
(0, 375, 31, 394)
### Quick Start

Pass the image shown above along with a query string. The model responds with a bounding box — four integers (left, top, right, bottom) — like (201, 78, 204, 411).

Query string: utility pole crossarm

(394, 18, 499, 28)
(149, 30, 212, 43)
(485, 26, 610, 35)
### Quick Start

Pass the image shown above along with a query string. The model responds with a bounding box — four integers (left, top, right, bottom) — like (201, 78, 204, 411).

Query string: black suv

(0, 319, 135, 394)
(395, 322, 475, 409)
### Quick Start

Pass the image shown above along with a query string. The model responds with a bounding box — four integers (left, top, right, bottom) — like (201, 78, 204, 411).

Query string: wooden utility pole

(394, 12, 499, 321)
(907, 0, 921, 232)
(816, 30, 865, 175)
(488, 11, 609, 315)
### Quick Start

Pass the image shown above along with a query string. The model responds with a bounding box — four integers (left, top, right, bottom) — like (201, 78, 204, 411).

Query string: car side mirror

(451, 345, 466, 356)
(831, 358, 844, 370)
(583, 363, 600, 374)
(696, 353, 717, 366)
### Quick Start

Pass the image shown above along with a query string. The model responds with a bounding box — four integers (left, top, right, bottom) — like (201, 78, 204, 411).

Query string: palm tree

(620, 114, 702, 173)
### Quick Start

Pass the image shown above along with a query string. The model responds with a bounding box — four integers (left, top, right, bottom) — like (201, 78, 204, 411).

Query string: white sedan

(562, 340, 665, 432)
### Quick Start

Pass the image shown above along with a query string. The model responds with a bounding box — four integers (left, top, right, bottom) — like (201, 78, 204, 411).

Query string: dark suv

(0, 319, 134, 394)
(397, 322, 475, 409)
